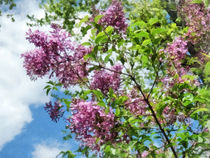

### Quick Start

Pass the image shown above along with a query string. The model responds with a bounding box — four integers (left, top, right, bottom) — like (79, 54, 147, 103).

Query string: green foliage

(0, 0, 16, 24)
(57, 150, 76, 158)
(26, 0, 210, 157)
(27, 0, 101, 33)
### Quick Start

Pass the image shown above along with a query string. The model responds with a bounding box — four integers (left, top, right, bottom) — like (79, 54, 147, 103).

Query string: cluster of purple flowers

(90, 64, 122, 94)
(125, 89, 147, 116)
(21, 25, 91, 87)
(44, 101, 64, 122)
(180, 0, 210, 45)
(161, 37, 193, 86)
(67, 100, 115, 151)
(99, 0, 127, 32)
(167, 37, 188, 62)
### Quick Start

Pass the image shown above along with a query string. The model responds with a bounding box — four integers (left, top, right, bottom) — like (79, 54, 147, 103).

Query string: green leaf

(141, 55, 148, 66)
(44, 85, 51, 89)
(88, 65, 100, 73)
(204, 0, 209, 7)
(183, 93, 194, 102)
(151, 28, 167, 36)
(204, 61, 210, 76)
(82, 42, 91, 46)
(58, 150, 76, 158)
(98, 101, 106, 107)
(95, 32, 108, 44)
(77, 15, 89, 27)
(118, 96, 129, 104)
(104, 145, 111, 153)
(82, 90, 92, 98)
(128, 117, 140, 125)
(191, 108, 208, 116)
(47, 81, 54, 85)
(142, 39, 151, 46)
(92, 89, 104, 100)
(115, 108, 120, 116)
(94, 14, 104, 23)
(207, 120, 210, 132)
(191, 0, 203, 4)
(104, 53, 112, 63)
(64, 99, 71, 111)
(108, 88, 115, 98)
(105, 26, 114, 35)
(63, 134, 72, 140)
(91, 28, 97, 40)
(148, 18, 159, 26)
(46, 88, 51, 96)
(133, 21, 147, 28)
(84, 52, 95, 61)
(135, 31, 149, 39)
(81, 25, 91, 36)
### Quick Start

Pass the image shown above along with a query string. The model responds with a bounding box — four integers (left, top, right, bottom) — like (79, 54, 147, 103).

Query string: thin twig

(87, 62, 130, 76)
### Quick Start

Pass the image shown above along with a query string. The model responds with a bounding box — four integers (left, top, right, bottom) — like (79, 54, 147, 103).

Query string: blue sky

(0, 0, 82, 157)
(0, 105, 78, 158)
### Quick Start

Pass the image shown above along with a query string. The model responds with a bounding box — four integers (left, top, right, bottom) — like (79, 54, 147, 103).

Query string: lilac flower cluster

(125, 89, 147, 116)
(180, 0, 210, 45)
(161, 37, 192, 86)
(90, 64, 122, 94)
(44, 101, 64, 122)
(167, 37, 188, 62)
(55, 45, 92, 87)
(99, 0, 127, 32)
(21, 25, 91, 87)
(67, 100, 115, 150)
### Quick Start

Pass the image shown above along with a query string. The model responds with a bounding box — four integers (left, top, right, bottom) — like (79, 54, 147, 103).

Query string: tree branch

(129, 75, 178, 158)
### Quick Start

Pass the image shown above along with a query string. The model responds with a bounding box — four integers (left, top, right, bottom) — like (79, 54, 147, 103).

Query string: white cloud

(0, 0, 49, 150)
(32, 141, 67, 158)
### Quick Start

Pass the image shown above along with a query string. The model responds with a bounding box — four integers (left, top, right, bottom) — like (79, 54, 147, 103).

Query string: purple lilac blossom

(67, 100, 115, 151)
(90, 64, 122, 94)
(44, 101, 64, 122)
(161, 37, 191, 86)
(99, 0, 127, 32)
(180, 0, 210, 45)
(125, 89, 147, 116)
(22, 24, 91, 87)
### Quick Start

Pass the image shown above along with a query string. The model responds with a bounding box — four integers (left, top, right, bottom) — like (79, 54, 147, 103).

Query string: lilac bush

(21, 0, 210, 157)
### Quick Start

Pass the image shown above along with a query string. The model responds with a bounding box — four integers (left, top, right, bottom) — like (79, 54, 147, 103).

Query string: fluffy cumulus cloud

(0, 0, 49, 150)
(31, 141, 67, 158)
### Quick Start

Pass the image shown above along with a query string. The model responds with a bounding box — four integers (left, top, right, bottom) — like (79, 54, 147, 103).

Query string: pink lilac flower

(125, 89, 147, 116)
(22, 24, 91, 87)
(160, 37, 192, 87)
(44, 101, 64, 122)
(180, 0, 210, 45)
(160, 0, 209, 88)
(54, 45, 92, 87)
(99, 0, 127, 32)
(26, 29, 49, 48)
(21, 48, 50, 80)
(67, 100, 115, 150)
(90, 64, 122, 94)
(166, 36, 188, 66)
